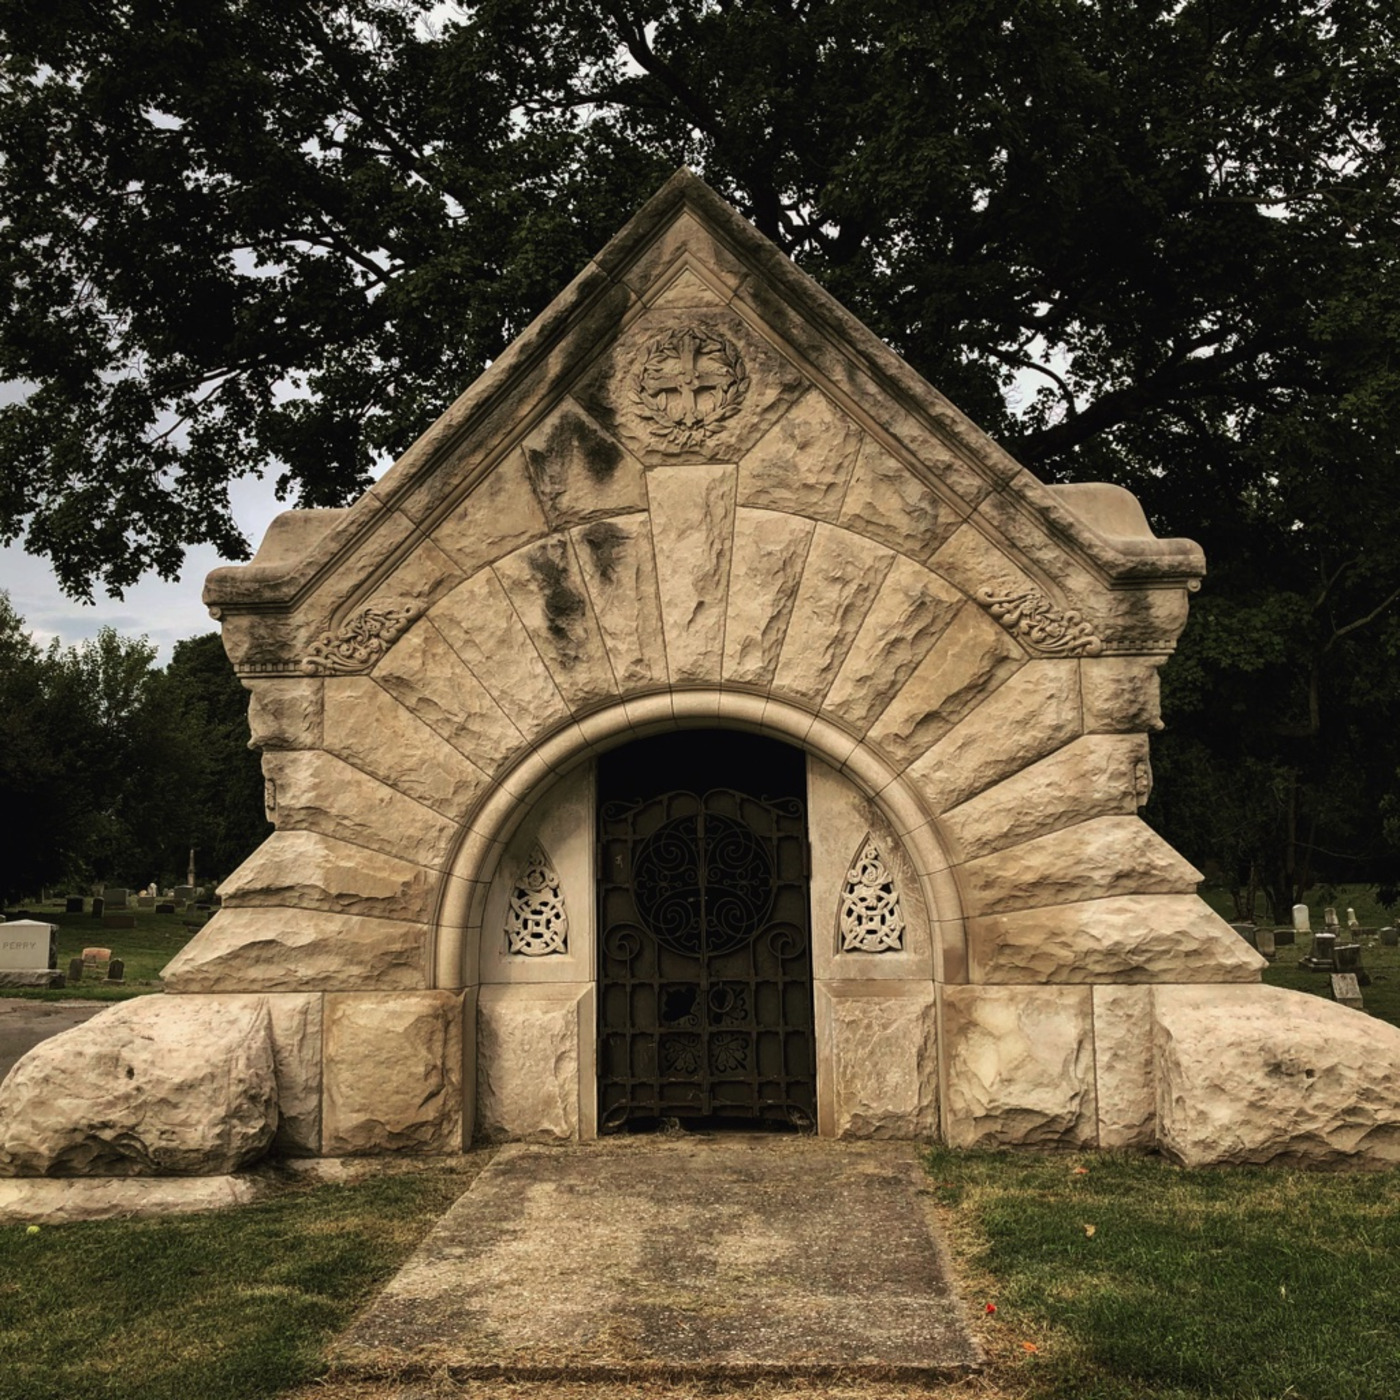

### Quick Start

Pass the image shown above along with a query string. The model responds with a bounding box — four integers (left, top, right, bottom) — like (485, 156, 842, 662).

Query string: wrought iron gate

(597, 785, 814, 1131)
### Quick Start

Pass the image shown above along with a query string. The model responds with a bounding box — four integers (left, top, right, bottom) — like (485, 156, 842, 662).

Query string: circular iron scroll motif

(632, 812, 775, 957)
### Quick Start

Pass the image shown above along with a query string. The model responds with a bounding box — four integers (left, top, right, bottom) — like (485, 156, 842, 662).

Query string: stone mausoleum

(5, 171, 1400, 1180)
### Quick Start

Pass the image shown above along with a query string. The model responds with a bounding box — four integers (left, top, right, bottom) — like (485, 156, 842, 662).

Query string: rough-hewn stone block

(941, 985, 1096, 1149)
(773, 524, 894, 707)
(260, 749, 460, 869)
(736, 385, 862, 521)
(723, 508, 814, 688)
(1093, 986, 1155, 1150)
(905, 661, 1082, 813)
(815, 983, 937, 1138)
(322, 992, 464, 1155)
(0, 996, 277, 1176)
(865, 604, 1023, 769)
(476, 984, 590, 1142)
(958, 816, 1202, 916)
(647, 462, 736, 684)
(161, 907, 428, 992)
(823, 556, 963, 735)
(940, 734, 1148, 862)
(218, 830, 439, 923)
(966, 894, 1265, 984)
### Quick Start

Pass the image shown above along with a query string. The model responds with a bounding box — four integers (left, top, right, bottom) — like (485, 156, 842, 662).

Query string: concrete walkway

(331, 1135, 982, 1383)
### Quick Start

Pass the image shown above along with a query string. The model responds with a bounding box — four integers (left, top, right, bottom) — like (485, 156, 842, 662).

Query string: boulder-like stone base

(0, 995, 278, 1177)
(1155, 984, 1400, 1168)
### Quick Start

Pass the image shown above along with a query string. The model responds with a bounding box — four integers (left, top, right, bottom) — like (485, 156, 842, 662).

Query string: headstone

(1230, 922, 1258, 949)
(67, 956, 84, 984)
(1273, 925, 1296, 946)
(136, 896, 155, 909)
(82, 946, 112, 970)
(1331, 973, 1364, 1010)
(106, 958, 125, 984)
(0, 920, 60, 987)
(1292, 903, 1310, 934)
(1324, 906, 1340, 931)
(1347, 908, 1360, 932)
(101, 914, 136, 930)
(156, 902, 175, 915)
(173, 885, 196, 904)
(91, 896, 105, 920)
(1381, 927, 1398, 948)
(1255, 927, 1276, 959)
(65, 896, 84, 914)
(103, 887, 129, 909)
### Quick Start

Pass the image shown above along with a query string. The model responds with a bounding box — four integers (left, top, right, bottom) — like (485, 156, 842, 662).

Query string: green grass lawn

(0, 903, 209, 1001)
(2, 1151, 1396, 1400)
(0, 1165, 481, 1400)
(930, 1147, 1400, 1400)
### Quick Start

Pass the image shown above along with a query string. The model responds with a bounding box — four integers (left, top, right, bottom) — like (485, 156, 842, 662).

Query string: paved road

(0, 1000, 106, 1083)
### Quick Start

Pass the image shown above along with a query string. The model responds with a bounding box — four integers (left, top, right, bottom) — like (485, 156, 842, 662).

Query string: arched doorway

(596, 731, 814, 1131)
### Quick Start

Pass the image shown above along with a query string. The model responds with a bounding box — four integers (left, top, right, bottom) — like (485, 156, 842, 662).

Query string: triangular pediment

(206, 169, 1203, 678)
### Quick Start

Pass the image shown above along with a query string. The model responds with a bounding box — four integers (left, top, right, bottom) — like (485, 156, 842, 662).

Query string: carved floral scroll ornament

(630, 325, 749, 450)
(301, 602, 419, 675)
(839, 838, 906, 954)
(977, 588, 1103, 657)
(505, 842, 570, 956)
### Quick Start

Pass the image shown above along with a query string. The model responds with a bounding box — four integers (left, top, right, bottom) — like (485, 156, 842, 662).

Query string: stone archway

(438, 693, 955, 1143)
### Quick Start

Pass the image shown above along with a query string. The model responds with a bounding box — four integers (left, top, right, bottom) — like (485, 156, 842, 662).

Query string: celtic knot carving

(301, 601, 419, 675)
(505, 842, 569, 956)
(977, 588, 1103, 657)
(630, 324, 749, 450)
(840, 838, 906, 954)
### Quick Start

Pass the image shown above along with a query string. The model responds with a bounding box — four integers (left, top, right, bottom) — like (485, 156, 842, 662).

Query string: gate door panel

(598, 785, 814, 1130)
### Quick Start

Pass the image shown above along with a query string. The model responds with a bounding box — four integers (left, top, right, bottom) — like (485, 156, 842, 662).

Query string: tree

(0, 598, 267, 900)
(2, 1, 1398, 898)
(162, 632, 269, 880)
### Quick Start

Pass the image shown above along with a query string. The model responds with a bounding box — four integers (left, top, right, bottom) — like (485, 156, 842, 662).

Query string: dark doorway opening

(597, 730, 815, 1133)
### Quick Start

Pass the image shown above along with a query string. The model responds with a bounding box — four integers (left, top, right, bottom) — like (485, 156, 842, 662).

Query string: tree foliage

(1, 1, 1398, 903)
(0, 596, 267, 901)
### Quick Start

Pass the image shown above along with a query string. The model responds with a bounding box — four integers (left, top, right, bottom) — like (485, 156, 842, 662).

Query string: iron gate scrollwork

(598, 786, 814, 1131)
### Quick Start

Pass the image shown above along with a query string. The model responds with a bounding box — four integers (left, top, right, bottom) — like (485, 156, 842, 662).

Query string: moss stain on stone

(527, 545, 586, 648)
(581, 521, 627, 586)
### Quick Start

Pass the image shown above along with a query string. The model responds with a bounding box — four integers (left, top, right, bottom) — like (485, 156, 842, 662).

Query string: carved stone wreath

(630, 324, 749, 450)
(977, 588, 1103, 657)
(505, 842, 569, 956)
(301, 601, 419, 675)
(839, 838, 906, 954)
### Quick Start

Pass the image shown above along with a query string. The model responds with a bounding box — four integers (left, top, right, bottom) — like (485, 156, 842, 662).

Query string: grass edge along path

(0, 1159, 488, 1400)
(924, 1146, 1400, 1400)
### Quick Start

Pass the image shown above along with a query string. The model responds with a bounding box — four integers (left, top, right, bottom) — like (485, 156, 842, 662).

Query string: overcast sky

(0, 473, 287, 663)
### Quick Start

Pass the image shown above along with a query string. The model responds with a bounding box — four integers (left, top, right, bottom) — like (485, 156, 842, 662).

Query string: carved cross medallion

(631, 325, 748, 450)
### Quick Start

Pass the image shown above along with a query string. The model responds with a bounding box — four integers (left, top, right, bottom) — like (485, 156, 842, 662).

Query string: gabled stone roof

(205, 168, 1202, 679)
